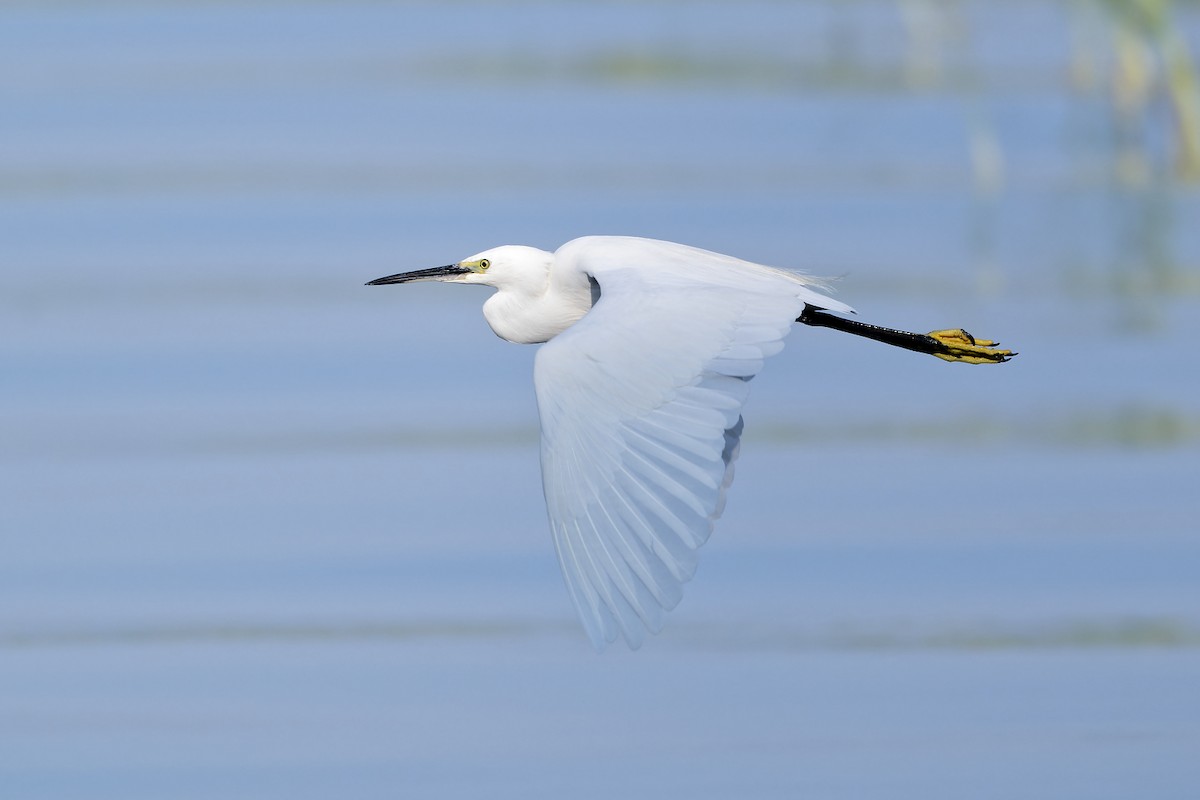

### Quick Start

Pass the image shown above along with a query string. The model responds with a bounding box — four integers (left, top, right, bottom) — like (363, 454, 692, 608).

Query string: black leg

(798, 305, 1015, 364)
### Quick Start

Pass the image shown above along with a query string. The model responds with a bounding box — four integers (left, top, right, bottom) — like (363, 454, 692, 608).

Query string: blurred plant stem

(1101, 0, 1200, 180)
(1161, 22, 1200, 177)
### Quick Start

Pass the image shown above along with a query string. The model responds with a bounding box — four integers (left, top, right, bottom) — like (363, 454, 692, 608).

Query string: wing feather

(534, 237, 851, 649)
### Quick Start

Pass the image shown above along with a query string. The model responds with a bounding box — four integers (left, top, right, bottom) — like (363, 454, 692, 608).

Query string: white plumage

(370, 236, 852, 650)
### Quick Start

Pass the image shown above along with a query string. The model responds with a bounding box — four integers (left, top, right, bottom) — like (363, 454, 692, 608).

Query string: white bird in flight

(369, 236, 1012, 650)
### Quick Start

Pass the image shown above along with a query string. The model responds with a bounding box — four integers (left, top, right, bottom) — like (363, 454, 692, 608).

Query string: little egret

(369, 236, 1013, 650)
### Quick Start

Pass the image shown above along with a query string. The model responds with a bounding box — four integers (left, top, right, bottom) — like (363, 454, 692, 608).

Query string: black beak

(366, 265, 471, 286)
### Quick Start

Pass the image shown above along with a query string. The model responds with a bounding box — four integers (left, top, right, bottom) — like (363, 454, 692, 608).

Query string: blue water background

(2, 2, 1199, 798)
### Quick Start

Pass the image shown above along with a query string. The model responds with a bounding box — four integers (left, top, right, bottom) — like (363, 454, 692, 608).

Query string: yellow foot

(927, 329, 1016, 364)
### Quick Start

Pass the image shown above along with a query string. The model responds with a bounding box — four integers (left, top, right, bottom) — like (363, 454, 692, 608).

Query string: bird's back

(554, 236, 853, 315)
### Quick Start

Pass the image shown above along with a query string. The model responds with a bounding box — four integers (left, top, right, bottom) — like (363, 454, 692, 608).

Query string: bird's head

(367, 245, 553, 293)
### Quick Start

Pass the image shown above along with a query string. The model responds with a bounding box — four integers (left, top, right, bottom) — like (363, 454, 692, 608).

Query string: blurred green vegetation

(5, 615, 1195, 651)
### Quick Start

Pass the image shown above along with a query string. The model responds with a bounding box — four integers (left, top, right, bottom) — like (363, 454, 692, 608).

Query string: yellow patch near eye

(462, 259, 490, 273)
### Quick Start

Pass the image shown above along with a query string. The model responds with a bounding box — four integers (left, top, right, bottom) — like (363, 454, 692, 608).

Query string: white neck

(482, 279, 593, 344)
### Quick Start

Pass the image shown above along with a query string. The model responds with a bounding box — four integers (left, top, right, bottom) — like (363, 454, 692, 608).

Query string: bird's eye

(479, 259, 490, 270)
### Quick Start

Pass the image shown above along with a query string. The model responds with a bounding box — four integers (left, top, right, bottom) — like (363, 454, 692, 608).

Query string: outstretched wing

(533, 237, 850, 650)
